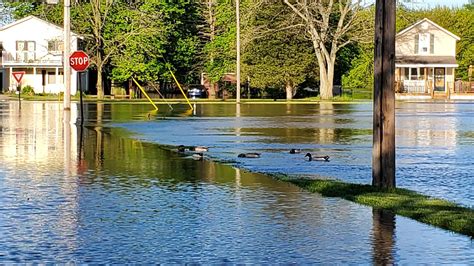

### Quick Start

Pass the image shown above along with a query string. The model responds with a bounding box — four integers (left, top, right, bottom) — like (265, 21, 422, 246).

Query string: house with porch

(0, 16, 82, 95)
(395, 18, 461, 100)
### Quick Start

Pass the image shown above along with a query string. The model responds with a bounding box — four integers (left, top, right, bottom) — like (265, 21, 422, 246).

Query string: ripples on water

(0, 101, 472, 263)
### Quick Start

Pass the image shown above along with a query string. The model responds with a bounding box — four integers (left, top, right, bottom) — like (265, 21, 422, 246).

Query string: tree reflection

(372, 209, 396, 265)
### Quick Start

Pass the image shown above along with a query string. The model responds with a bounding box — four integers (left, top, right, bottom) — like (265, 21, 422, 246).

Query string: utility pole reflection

(372, 209, 396, 265)
(63, 110, 72, 176)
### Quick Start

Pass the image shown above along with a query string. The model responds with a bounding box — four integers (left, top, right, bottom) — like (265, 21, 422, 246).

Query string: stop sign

(69, 50, 90, 72)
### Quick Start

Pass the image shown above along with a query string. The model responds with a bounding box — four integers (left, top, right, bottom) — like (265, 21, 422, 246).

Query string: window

(48, 72, 56, 84)
(410, 68, 418, 80)
(48, 40, 63, 53)
(414, 33, 433, 55)
(16, 41, 35, 51)
(48, 71, 64, 84)
(418, 33, 430, 55)
(404, 68, 426, 80)
(403, 67, 409, 80)
(16, 41, 35, 62)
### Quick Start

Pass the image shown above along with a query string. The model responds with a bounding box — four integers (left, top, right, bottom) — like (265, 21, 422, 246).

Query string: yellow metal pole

(132, 77, 158, 111)
(167, 66, 193, 110)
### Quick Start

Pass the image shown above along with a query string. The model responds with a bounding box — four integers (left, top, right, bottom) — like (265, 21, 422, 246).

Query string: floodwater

(0, 100, 472, 263)
(119, 102, 474, 208)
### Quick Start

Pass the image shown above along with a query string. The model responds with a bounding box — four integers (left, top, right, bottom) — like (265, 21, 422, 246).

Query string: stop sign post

(69, 50, 89, 126)
(69, 50, 89, 72)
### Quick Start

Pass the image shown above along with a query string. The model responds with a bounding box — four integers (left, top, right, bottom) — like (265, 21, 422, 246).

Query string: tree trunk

(208, 82, 217, 100)
(285, 80, 294, 100)
(128, 79, 134, 99)
(319, 58, 335, 100)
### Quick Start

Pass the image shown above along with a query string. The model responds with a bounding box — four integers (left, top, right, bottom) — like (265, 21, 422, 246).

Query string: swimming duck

(238, 153, 261, 158)
(305, 153, 330, 162)
(189, 146, 209, 152)
(177, 145, 187, 153)
(289, 149, 301, 154)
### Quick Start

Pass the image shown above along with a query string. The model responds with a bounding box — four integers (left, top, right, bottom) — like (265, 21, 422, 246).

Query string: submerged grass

(275, 176, 474, 237)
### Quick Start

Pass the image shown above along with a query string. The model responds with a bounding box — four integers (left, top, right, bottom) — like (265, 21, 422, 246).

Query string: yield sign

(12, 71, 25, 83)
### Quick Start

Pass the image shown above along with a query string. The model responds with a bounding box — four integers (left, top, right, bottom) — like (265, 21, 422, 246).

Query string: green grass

(276, 177, 474, 237)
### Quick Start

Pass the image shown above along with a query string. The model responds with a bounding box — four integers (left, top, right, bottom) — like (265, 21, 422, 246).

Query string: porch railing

(402, 80, 426, 93)
(1, 51, 62, 65)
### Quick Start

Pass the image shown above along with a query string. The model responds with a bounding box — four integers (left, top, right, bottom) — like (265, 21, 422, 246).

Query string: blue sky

(408, 0, 470, 8)
(364, 0, 470, 8)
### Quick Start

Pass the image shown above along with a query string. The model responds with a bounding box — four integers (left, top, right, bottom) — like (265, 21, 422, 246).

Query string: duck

(305, 153, 330, 162)
(238, 153, 261, 158)
(177, 145, 187, 153)
(189, 146, 209, 152)
(289, 149, 301, 154)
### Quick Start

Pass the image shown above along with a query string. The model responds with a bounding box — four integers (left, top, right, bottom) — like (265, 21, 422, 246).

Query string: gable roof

(397, 18, 460, 41)
(0, 15, 81, 38)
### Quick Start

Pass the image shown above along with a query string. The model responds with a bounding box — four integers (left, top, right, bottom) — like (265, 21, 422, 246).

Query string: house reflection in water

(0, 101, 80, 252)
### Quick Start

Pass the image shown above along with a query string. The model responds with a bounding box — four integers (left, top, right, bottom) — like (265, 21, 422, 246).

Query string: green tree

(283, 0, 371, 100)
(73, 0, 160, 99)
(110, 0, 202, 96)
(342, 45, 373, 99)
(201, 0, 262, 98)
(242, 3, 316, 100)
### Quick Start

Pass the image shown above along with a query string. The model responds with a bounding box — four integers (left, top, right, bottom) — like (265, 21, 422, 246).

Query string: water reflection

(372, 209, 396, 265)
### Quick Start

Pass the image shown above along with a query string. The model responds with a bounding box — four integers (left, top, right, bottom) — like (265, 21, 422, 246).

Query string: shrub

(21, 85, 35, 96)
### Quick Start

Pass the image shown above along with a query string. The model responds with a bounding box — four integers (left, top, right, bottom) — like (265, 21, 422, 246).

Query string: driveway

(0, 94, 12, 101)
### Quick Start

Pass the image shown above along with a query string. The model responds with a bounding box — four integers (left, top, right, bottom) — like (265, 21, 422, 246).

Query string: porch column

(423, 67, 428, 93)
(56, 67, 59, 94)
(453, 68, 456, 93)
(430, 68, 435, 98)
(33, 67, 37, 94)
(9, 67, 12, 91)
(446, 67, 450, 99)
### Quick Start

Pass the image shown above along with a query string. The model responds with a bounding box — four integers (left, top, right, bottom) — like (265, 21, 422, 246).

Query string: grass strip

(276, 177, 474, 237)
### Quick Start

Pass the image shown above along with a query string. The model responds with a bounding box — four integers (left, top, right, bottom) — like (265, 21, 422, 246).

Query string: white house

(395, 18, 460, 99)
(0, 16, 81, 95)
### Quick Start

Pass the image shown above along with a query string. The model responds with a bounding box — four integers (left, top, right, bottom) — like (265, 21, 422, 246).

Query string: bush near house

(21, 85, 35, 96)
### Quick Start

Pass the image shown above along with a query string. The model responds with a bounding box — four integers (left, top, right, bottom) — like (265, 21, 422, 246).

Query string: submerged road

(0, 100, 472, 263)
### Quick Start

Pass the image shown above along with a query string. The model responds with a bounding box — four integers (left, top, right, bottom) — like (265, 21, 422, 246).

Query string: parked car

(187, 85, 208, 99)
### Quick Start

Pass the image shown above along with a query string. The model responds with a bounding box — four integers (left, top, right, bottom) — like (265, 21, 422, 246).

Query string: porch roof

(395, 56, 458, 68)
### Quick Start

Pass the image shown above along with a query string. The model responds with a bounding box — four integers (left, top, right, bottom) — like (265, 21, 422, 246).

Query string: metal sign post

(12, 71, 25, 109)
(69, 50, 90, 126)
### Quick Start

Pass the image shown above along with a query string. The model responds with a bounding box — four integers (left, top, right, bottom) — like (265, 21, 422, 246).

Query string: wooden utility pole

(373, 0, 396, 188)
(63, 0, 71, 111)
(235, 0, 241, 103)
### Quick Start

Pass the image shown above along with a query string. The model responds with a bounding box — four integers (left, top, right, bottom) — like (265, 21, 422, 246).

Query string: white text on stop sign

(70, 56, 88, 66)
